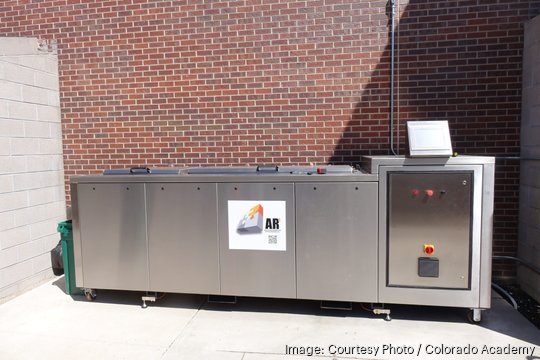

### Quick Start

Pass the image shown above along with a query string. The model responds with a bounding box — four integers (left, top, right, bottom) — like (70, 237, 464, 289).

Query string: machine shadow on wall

(329, 0, 536, 164)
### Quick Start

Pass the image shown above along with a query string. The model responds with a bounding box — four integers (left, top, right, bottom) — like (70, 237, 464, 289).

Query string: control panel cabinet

(376, 163, 490, 310)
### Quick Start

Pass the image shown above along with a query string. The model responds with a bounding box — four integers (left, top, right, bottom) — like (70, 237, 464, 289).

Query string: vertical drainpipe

(389, 0, 398, 155)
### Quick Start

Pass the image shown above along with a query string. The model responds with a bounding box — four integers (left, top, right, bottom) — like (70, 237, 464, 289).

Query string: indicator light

(424, 244, 435, 255)
(411, 189, 420, 196)
(425, 189, 434, 197)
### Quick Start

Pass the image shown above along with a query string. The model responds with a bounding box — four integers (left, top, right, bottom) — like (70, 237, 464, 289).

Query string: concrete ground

(0, 277, 538, 360)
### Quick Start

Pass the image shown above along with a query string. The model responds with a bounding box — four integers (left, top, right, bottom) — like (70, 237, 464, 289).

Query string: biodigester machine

(70, 155, 494, 321)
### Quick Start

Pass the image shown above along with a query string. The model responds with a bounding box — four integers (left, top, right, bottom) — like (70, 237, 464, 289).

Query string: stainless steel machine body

(70, 156, 494, 315)
(72, 166, 379, 304)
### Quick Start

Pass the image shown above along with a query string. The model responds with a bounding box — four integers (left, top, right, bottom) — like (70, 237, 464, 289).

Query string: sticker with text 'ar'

(228, 200, 286, 251)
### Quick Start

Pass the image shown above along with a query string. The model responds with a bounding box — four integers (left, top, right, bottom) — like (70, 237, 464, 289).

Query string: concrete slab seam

(159, 297, 207, 358)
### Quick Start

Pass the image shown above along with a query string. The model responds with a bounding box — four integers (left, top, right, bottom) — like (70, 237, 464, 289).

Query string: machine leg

(365, 304, 391, 321)
(468, 308, 482, 323)
(142, 293, 157, 309)
(373, 307, 392, 321)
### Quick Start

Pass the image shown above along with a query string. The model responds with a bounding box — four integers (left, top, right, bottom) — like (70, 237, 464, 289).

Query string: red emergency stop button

(425, 189, 434, 197)
(424, 244, 435, 255)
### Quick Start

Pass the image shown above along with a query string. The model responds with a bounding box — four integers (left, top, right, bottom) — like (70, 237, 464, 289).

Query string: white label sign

(228, 200, 286, 251)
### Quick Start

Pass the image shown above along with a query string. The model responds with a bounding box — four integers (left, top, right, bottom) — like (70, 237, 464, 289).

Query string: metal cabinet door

(146, 183, 219, 294)
(218, 183, 296, 298)
(387, 172, 472, 289)
(296, 182, 378, 302)
(77, 183, 148, 291)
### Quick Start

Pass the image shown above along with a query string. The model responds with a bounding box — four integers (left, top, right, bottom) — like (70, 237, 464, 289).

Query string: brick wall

(1, 0, 539, 278)
(0, 37, 65, 302)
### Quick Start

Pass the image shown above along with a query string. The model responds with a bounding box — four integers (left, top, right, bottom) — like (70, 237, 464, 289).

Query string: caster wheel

(84, 290, 96, 301)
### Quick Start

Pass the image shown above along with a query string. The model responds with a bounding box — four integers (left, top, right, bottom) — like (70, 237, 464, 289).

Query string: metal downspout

(389, 0, 398, 155)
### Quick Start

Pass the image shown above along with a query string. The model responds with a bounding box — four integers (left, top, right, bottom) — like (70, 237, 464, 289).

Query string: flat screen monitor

(407, 120, 453, 157)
